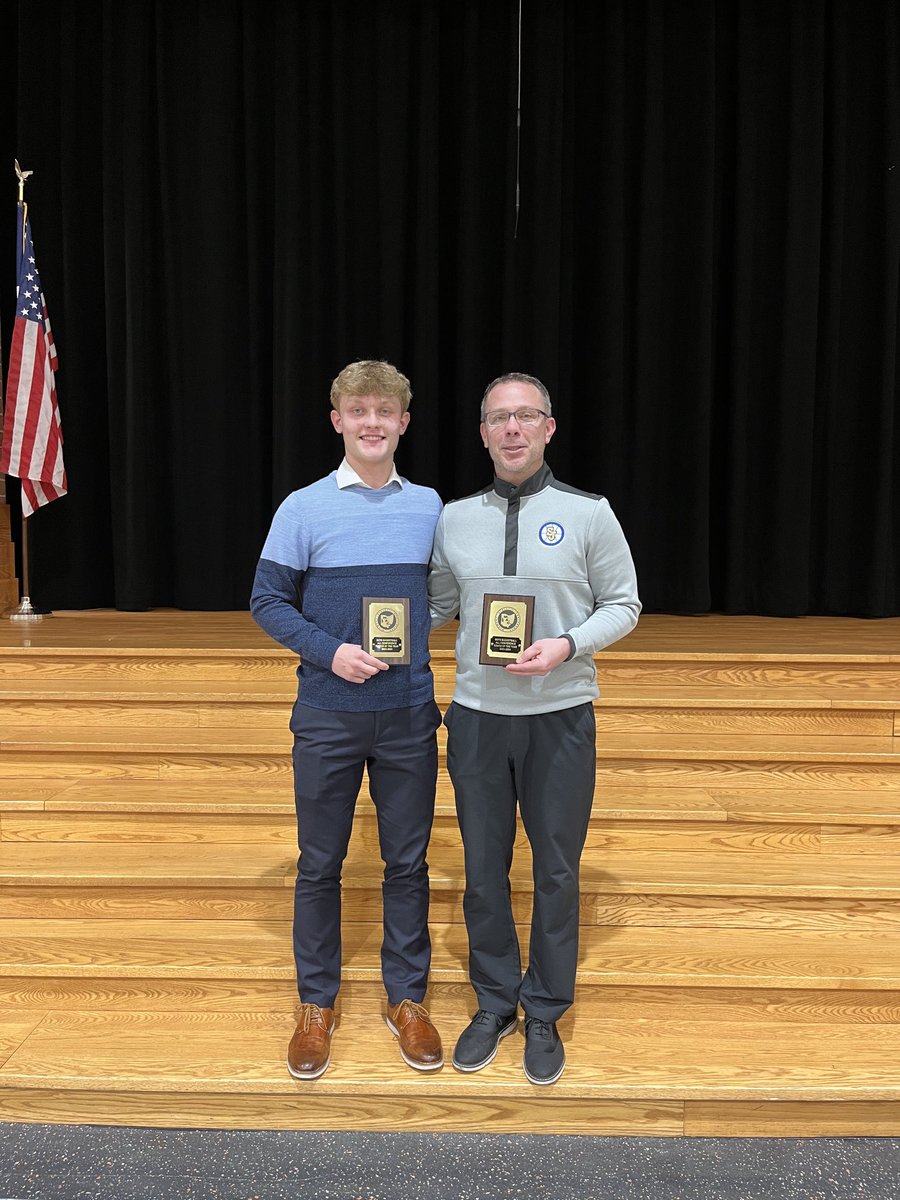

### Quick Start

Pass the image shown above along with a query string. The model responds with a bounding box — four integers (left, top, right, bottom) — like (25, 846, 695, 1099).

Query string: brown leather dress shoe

(386, 999, 444, 1071)
(287, 1003, 335, 1080)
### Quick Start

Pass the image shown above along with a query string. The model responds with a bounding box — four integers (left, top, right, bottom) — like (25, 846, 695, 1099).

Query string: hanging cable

(514, 0, 523, 239)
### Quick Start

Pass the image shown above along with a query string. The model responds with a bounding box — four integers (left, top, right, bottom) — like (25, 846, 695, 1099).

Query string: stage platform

(0, 610, 897, 1136)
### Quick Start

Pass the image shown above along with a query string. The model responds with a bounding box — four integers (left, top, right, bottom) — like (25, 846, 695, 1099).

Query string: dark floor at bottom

(1, 1124, 898, 1200)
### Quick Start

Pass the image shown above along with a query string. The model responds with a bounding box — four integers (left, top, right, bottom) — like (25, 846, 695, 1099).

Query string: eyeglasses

(483, 407, 550, 428)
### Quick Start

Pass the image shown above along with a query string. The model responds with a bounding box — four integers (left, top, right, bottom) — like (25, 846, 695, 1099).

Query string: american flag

(0, 203, 66, 516)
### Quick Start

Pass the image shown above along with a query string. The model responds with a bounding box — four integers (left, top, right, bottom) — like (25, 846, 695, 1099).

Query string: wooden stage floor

(2, 608, 898, 656)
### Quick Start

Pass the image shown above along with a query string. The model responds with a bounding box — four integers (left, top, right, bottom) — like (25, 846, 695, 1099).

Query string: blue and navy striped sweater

(250, 471, 443, 711)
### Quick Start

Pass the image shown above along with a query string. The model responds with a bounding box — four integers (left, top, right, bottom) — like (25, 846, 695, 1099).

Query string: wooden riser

(0, 653, 296, 684)
(2, 886, 899, 931)
(2, 1089, 897, 1136)
(5, 724, 899, 753)
(0, 920, 898, 991)
(4, 777, 900, 827)
(0, 581, 18, 611)
(2, 755, 898, 797)
(599, 759, 900, 791)
(0, 728, 898, 781)
(590, 661, 900, 692)
(0, 809, 855, 847)
(0, 696, 895, 738)
(0, 650, 896, 693)
(0, 978, 896, 1020)
(1, 840, 898, 898)
(0, 1087, 689, 1135)
(6, 809, 900, 865)
(4, 779, 731, 822)
(13, 923, 875, 990)
(684, 1103, 900, 1137)
(13, 810, 814, 848)
(442, 653, 899, 695)
(0, 1088, 892, 1135)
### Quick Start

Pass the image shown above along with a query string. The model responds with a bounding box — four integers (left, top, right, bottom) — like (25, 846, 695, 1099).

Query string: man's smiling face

(480, 381, 555, 484)
(331, 393, 410, 475)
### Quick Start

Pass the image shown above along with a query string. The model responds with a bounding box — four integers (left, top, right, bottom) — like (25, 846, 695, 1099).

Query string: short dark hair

(480, 372, 552, 419)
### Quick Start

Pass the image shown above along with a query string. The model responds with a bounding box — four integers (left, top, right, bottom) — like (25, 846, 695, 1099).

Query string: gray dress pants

(444, 700, 596, 1022)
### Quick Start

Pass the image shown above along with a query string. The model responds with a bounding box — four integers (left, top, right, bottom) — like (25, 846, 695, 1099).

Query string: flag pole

(11, 520, 41, 622)
(8, 162, 45, 623)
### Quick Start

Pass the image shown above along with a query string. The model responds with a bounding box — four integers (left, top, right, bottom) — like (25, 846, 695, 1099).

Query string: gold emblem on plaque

(479, 593, 535, 665)
(361, 596, 411, 665)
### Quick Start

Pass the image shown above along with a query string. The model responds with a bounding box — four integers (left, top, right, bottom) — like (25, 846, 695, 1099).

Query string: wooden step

(5, 793, 889, 856)
(440, 660, 900, 694)
(4, 683, 899, 707)
(1, 618, 896, 694)
(2, 733, 898, 796)
(1, 724, 898, 761)
(6, 777, 900, 827)
(3, 884, 896, 931)
(0, 744, 897, 796)
(0, 976, 895, 1021)
(22, 778, 728, 821)
(612, 615, 900, 655)
(602, 757, 900, 792)
(0, 725, 289, 754)
(600, 683, 900, 705)
(3, 611, 897, 654)
(592, 662, 900, 691)
(0, 688, 894, 737)
(708, 789, 900, 824)
(9, 811, 897, 860)
(1, 674, 896, 712)
(0, 809, 832, 854)
(1, 982, 898, 1132)
(0, 679, 295, 701)
(0, 698, 292, 729)
(0, 650, 295, 684)
(1, 841, 897, 903)
(0, 920, 897, 991)
(596, 706, 896, 735)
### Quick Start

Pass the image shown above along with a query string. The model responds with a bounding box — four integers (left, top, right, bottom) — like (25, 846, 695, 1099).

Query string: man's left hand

(504, 637, 571, 677)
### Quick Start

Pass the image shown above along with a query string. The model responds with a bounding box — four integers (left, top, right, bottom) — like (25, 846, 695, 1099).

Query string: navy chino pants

(290, 700, 440, 1008)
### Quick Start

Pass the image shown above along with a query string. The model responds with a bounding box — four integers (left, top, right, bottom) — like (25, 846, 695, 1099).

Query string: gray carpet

(1, 1125, 899, 1199)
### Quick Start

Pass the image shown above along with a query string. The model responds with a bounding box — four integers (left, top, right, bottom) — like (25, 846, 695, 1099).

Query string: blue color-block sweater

(250, 465, 443, 712)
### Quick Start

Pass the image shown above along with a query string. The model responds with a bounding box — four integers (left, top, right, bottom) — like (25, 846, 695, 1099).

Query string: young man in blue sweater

(251, 360, 444, 1080)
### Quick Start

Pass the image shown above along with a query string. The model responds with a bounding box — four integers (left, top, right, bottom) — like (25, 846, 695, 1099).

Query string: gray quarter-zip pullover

(428, 464, 641, 715)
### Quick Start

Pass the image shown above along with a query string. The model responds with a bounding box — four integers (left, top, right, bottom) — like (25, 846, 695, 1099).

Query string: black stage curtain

(1, 0, 898, 615)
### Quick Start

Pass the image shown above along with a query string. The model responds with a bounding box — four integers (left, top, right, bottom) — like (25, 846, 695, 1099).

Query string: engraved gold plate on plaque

(361, 597, 411, 665)
(478, 594, 535, 665)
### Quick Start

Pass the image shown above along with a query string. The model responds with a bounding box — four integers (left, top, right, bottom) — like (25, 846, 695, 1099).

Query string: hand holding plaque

(479, 593, 535, 666)
(361, 597, 411, 665)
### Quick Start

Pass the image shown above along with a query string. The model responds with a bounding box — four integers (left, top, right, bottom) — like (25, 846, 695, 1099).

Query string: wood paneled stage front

(0, 611, 897, 1135)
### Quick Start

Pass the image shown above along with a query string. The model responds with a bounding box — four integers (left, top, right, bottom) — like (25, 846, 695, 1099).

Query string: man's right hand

(331, 643, 389, 684)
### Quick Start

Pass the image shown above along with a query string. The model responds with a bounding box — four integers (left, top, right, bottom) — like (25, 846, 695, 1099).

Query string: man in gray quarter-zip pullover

(428, 372, 640, 1086)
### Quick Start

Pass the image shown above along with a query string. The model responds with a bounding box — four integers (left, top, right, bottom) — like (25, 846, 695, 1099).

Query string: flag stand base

(9, 596, 49, 623)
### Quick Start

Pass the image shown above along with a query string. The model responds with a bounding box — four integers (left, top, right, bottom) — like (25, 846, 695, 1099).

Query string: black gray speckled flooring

(0, 1125, 898, 1200)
